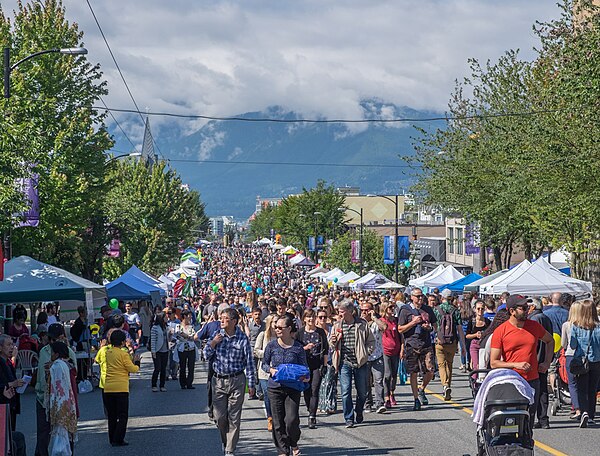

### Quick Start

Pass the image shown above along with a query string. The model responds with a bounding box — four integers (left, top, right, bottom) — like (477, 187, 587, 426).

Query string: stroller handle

(468, 369, 492, 377)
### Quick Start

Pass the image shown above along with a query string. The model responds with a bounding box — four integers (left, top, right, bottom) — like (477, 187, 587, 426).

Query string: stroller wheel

(550, 401, 558, 416)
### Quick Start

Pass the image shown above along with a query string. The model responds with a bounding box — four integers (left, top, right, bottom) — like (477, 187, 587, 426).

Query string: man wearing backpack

(433, 290, 466, 401)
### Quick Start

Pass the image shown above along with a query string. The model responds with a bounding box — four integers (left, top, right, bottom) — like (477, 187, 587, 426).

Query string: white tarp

(479, 260, 531, 295)
(409, 264, 447, 287)
(482, 258, 592, 296)
(336, 271, 360, 286)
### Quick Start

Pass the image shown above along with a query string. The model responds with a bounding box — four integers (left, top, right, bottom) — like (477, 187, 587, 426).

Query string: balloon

(333, 277, 338, 283)
(242, 281, 247, 288)
(212, 285, 219, 292)
(404, 260, 411, 268)
(307, 285, 314, 293)
(553, 333, 561, 353)
(89, 324, 100, 335)
(256, 287, 263, 295)
(109, 298, 119, 309)
(245, 285, 253, 292)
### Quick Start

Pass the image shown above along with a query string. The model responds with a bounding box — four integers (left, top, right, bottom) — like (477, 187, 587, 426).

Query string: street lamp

(3, 46, 88, 99)
(313, 211, 321, 263)
(105, 152, 142, 165)
(368, 194, 400, 284)
(342, 207, 364, 275)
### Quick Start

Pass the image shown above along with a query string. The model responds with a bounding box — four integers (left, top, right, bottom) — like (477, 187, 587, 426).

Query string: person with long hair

(0, 335, 24, 430)
(565, 300, 600, 427)
(561, 301, 582, 420)
(103, 330, 141, 446)
(297, 309, 328, 429)
(317, 308, 337, 415)
(459, 298, 475, 372)
(254, 315, 280, 431)
(380, 301, 403, 408)
(263, 313, 308, 456)
(175, 309, 198, 389)
(150, 312, 169, 392)
(466, 300, 491, 371)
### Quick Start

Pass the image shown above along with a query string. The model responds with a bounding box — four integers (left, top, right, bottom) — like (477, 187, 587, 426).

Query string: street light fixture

(313, 211, 321, 263)
(105, 152, 142, 165)
(342, 207, 364, 275)
(3, 46, 88, 98)
(367, 194, 400, 284)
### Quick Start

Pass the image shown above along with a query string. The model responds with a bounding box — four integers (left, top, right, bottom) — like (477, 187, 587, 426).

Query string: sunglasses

(476, 307, 484, 311)
(317, 316, 327, 319)
(275, 325, 289, 330)
(318, 306, 328, 310)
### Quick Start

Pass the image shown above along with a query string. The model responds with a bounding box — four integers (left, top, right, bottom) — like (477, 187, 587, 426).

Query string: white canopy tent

(463, 269, 509, 293)
(421, 266, 464, 289)
(336, 271, 360, 286)
(289, 254, 307, 265)
(167, 267, 197, 281)
(376, 281, 405, 290)
(409, 264, 447, 288)
(253, 238, 273, 246)
(319, 268, 345, 283)
(306, 266, 328, 277)
(479, 260, 531, 295)
(180, 259, 200, 269)
(350, 272, 393, 290)
(482, 258, 592, 296)
(271, 243, 285, 250)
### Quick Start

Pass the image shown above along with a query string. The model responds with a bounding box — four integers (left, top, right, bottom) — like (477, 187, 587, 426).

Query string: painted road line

(423, 387, 569, 456)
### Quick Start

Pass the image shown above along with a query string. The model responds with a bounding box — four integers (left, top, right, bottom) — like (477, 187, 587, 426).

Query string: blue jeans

(339, 362, 368, 423)
(259, 379, 272, 418)
(565, 356, 580, 410)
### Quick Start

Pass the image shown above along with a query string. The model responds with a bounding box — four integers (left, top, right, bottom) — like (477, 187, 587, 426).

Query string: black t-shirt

(465, 317, 491, 336)
(398, 304, 437, 349)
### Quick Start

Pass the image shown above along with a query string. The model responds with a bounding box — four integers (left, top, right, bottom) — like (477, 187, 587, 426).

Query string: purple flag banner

(351, 240, 361, 264)
(15, 174, 40, 228)
(465, 223, 480, 255)
(108, 239, 121, 258)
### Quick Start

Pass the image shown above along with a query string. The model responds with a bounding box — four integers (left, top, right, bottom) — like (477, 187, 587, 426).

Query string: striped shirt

(341, 321, 358, 367)
(204, 326, 256, 388)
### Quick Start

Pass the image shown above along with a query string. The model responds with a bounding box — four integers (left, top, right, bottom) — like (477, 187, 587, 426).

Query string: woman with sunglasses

(465, 300, 491, 371)
(262, 314, 308, 456)
(297, 309, 328, 429)
(254, 315, 280, 431)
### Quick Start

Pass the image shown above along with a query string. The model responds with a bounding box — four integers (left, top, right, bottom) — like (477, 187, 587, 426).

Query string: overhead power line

(92, 106, 562, 124)
(167, 158, 418, 168)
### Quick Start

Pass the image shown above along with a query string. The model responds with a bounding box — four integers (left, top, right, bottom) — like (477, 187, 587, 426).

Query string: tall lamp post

(4, 46, 88, 99)
(368, 194, 399, 283)
(313, 211, 321, 263)
(105, 151, 142, 165)
(2, 46, 88, 262)
(343, 207, 364, 275)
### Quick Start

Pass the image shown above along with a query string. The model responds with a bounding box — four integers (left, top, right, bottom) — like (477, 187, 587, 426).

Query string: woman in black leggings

(150, 312, 169, 392)
(297, 309, 328, 429)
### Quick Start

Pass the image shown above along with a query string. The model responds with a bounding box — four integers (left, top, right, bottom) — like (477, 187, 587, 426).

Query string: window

(448, 228, 454, 254)
(456, 227, 464, 255)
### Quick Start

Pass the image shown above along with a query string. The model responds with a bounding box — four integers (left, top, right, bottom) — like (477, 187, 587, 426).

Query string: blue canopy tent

(438, 272, 483, 293)
(106, 266, 165, 300)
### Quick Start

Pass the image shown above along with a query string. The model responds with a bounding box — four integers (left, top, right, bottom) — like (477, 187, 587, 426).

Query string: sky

(3, 0, 560, 145)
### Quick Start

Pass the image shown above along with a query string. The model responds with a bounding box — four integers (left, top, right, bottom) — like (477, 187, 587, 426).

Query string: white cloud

(197, 131, 226, 160)
(5, 1, 559, 136)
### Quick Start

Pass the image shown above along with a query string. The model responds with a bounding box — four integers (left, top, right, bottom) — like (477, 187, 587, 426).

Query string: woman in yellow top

(103, 329, 141, 447)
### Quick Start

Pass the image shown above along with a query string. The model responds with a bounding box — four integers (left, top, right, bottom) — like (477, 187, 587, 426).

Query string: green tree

(247, 205, 280, 241)
(103, 159, 208, 278)
(2, 0, 113, 280)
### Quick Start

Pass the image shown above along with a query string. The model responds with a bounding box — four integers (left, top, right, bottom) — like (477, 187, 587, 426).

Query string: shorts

(405, 345, 435, 375)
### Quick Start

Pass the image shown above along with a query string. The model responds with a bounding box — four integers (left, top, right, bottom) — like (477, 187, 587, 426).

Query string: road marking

(423, 387, 569, 456)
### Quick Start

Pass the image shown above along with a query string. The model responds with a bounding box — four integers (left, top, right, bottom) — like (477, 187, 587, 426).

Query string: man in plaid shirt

(204, 307, 256, 456)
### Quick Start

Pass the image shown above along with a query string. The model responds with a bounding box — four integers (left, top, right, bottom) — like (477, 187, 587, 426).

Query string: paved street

(16, 353, 598, 456)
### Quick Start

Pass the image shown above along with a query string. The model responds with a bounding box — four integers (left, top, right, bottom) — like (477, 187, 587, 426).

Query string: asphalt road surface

(17, 354, 598, 456)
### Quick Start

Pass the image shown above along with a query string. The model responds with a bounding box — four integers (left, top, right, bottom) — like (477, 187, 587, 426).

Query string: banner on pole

(15, 174, 40, 227)
(397, 236, 410, 261)
(383, 236, 410, 263)
(317, 235, 324, 253)
(351, 240, 361, 264)
(465, 224, 480, 255)
(308, 236, 316, 252)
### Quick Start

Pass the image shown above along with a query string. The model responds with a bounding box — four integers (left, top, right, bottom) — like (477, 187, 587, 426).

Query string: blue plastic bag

(273, 363, 311, 391)
(398, 360, 408, 385)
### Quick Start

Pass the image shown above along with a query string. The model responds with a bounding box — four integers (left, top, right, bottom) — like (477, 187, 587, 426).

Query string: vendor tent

(253, 238, 273, 246)
(295, 257, 316, 267)
(320, 268, 345, 282)
(482, 258, 592, 296)
(180, 259, 200, 269)
(479, 260, 531, 295)
(408, 264, 446, 287)
(289, 254, 307, 265)
(106, 265, 165, 300)
(167, 267, 196, 281)
(351, 272, 393, 290)
(420, 266, 464, 289)
(439, 273, 483, 293)
(0, 256, 106, 304)
(463, 269, 509, 293)
(271, 243, 285, 250)
(376, 281, 404, 290)
(306, 266, 328, 277)
(281, 246, 298, 255)
(336, 271, 360, 286)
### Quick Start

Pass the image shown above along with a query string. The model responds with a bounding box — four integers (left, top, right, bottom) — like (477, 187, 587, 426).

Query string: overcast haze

(4, 1, 559, 142)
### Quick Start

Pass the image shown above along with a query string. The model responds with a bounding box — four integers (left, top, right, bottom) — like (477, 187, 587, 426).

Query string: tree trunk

(582, 242, 600, 292)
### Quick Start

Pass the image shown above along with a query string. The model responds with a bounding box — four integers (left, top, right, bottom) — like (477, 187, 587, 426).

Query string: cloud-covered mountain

(135, 102, 445, 218)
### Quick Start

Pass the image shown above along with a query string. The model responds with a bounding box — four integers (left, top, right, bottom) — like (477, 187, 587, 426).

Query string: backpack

(437, 306, 456, 345)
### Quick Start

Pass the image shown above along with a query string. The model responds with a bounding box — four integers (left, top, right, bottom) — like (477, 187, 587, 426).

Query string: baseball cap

(441, 289, 452, 298)
(506, 295, 532, 310)
(48, 323, 65, 339)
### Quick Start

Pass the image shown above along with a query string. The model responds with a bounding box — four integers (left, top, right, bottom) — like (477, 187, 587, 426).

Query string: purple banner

(108, 239, 121, 258)
(465, 223, 480, 255)
(15, 174, 40, 228)
(351, 240, 361, 264)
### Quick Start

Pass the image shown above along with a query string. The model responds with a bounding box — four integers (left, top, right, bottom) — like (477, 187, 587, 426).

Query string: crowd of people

(1, 243, 600, 456)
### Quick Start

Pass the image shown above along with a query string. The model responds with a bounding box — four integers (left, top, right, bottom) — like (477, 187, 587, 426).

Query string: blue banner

(308, 236, 316, 252)
(317, 235, 324, 252)
(383, 236, 410, 263)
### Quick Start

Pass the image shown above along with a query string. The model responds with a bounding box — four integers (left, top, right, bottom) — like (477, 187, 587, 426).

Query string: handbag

(570, 328, 592, 376)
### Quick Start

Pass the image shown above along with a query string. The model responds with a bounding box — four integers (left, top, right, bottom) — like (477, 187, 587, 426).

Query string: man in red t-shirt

(490, 295, 554, 431)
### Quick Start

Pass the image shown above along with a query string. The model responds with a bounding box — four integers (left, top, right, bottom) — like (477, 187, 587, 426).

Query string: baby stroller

(469, 369, 491, 399)
(474, 371, 534, 456)
(549, 348, 571, 416)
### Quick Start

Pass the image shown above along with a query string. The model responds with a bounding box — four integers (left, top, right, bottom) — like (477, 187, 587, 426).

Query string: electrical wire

(99, 97, 137, 150)
(85, 0, 165, 160)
